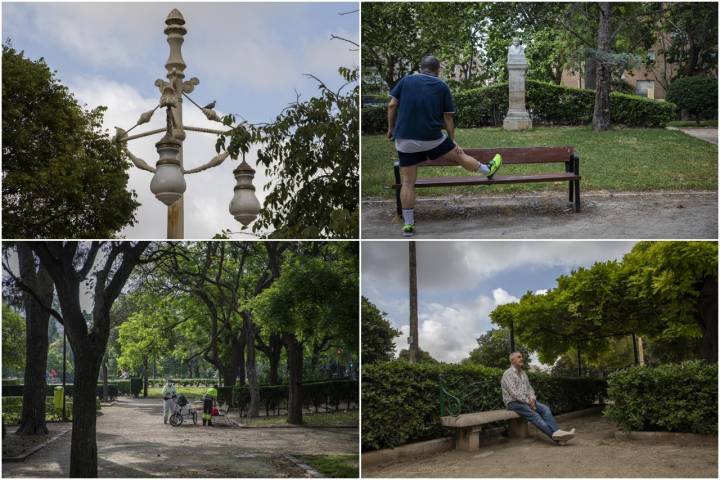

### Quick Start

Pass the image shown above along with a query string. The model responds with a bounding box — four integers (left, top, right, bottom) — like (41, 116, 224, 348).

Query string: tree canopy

(2, 303, 26, 372)
(2, 44, 139, 238)
(361, 297, 400, 364)
(462, 328, 531, 370)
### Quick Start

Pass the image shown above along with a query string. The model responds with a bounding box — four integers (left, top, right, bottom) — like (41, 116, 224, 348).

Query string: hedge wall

(1, 383, 119, 400)
(228, 379, 359, 416)
(604, 360, 718, 434)
(362, 361, 606, 451)
(361, 80, 676, 134)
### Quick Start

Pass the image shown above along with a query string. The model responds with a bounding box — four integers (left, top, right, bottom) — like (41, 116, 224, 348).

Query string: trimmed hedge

(361, 80, 676, 133)
(1, 384, 119, 400)
(230, 379, 359, 416)
(362, 361, 606, 451)
(666, 76, 718, 122)
(604, 360, 717, 434)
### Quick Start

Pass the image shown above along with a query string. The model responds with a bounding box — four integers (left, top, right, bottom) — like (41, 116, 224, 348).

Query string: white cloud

(492, 288, 518, 306)
(70, 76, 270, 239)
(534, 289, 549, 295)
(362, 241, 636, 293)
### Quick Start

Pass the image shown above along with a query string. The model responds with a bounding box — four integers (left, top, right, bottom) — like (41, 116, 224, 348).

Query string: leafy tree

(2, 44, 139, 238)
(361, 297, 400, 364)
(462, 329, 531, 370)
(251, 243, 359, 424)
(27, 241, 149, 477)
(661, 2, 718, 78)
(2, 303, 25, 371)
(218, 67, 358, 239)
(665, 76, 718, 124)
(397, 348, 437, 363)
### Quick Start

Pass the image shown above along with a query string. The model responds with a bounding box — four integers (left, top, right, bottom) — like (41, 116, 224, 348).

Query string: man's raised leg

(535, 401, 559, 433)
(439, 144, 502, 177)
(507, 401, 556, 440)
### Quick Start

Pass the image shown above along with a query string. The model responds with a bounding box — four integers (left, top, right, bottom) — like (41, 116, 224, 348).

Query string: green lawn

(145, 386, 208, 399)
(247, 409, 358, 427)
(362, 126, 718, 198)
(296, 454, 358, 478)
(667, 120, 717, 128)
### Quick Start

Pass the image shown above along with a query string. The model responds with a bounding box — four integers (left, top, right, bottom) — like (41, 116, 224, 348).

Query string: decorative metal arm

(184, 151, 231, 174)
(125, 148, 156, 173)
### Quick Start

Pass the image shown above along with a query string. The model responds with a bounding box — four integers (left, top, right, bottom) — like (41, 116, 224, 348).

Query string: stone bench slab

(440, 409, 521, 428)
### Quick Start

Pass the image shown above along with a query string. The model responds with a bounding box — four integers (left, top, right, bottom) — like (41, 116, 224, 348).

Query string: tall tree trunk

(70, 350, 102, 477)
(243, 314, 260, 417)
(699, 276, 718, 362)
(408, 242, 419, 363)
(101, 357, 109, 402)
(142, 356, 148, 398)
(16, 244, 54, 436)
(592, 3, 612, 132)
(284, 334, 304, 425)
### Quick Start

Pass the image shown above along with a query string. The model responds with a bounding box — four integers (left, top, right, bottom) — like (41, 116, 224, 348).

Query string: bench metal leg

(508, 418, 528, 439)
(456, 427, 480, 451)
(574, 179, 581, 212)
(569, 181, 574, 203)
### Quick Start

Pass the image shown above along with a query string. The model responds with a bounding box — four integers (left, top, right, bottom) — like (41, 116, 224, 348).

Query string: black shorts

(397, 136, 455, 167)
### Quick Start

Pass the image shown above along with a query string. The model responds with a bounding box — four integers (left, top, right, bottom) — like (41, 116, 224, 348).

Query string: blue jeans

(507, 400, 559, 439)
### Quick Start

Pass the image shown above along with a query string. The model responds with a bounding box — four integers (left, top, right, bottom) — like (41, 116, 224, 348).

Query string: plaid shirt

(501, 366, 536, 405)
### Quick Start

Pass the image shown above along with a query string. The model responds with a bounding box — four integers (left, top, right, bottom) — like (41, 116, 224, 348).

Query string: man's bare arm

(443, 112, 455, 141)
(387, 97, 399, 139)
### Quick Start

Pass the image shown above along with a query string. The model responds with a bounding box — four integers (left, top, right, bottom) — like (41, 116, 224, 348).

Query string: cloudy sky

(2, 2, 358, 238)
(362, 241, 637, 364)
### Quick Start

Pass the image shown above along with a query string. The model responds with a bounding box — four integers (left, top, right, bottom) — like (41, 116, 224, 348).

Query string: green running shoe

(487, 153, 502, 178)
(402, 224, 415, 237)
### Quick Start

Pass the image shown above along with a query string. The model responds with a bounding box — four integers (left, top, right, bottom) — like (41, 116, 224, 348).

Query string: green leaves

(2, 303, 26, 372)
(605, 361, 718, 434)
(2, 44, 139, 238)
(361, 297, 400, 364)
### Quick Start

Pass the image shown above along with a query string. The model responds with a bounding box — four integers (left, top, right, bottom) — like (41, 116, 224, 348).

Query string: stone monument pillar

(503, 38, 532, 131)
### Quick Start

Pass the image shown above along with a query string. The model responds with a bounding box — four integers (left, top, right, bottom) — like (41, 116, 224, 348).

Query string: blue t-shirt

(389, 73, 455, 141)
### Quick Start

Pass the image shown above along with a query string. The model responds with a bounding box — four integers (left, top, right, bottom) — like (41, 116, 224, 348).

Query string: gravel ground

(2, 397, 358, 477)
(362, 413, 718, 478)
(361, 191, 718, 239)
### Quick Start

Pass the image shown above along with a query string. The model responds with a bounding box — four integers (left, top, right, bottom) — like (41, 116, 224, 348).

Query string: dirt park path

(362, 413, 718, 478)
(3, 397, 358, 477)
(362, 191, 718, 239)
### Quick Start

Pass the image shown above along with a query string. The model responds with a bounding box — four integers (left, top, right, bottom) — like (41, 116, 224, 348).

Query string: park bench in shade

(439, 379, 528, 451)
(392, 146, 581, 215)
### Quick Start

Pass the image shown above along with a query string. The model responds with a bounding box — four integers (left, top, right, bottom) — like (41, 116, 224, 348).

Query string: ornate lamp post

(114, 9, 261, 238)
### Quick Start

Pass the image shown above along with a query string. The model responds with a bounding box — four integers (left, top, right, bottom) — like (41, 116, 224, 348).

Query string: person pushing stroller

(202, 385, 218, 426)
(161, 378, 177, 424)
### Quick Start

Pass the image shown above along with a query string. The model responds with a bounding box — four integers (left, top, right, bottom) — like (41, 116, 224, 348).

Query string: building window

(647, 50, 656, 61)
(636, 80, 655, 98)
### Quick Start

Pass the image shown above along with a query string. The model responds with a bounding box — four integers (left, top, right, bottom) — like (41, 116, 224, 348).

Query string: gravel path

(3, 397, 358, 477)
(362, 191, 718, 239)
(362, 413, 717, 477)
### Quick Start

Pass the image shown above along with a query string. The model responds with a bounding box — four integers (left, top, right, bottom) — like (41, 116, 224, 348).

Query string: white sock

(477, 163, 490, 174)
(402, 208, 414, 225)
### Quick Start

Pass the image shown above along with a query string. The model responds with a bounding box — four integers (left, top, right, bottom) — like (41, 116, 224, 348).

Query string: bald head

(420, 55, 441, 76)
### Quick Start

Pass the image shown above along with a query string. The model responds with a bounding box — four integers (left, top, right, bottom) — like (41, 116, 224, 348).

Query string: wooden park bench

(439, 379, 528, 451)
(392, 146, 581, 215)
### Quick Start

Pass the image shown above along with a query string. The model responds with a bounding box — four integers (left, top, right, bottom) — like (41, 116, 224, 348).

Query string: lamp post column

(163, 9, 188, 239)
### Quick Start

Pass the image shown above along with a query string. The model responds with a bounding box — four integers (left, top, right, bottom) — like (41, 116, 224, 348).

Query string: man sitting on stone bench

(502, 351, 576, 445)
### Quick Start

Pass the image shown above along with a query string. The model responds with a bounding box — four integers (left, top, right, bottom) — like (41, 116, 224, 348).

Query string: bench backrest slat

(418, 146, 574, 167)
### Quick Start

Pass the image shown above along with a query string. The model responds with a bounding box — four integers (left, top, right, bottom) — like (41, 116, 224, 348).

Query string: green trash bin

(53, 386, 64, 413)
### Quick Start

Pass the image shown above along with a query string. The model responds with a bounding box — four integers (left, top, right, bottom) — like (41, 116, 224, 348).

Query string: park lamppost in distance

(114, 8, 260, 239)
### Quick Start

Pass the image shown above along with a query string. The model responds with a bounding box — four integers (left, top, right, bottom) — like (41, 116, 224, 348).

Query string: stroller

(169, 395, 198, 426)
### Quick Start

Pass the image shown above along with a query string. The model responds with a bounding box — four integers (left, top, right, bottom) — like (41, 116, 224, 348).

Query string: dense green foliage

(361, 297, 400, 364)
(2, 304, 25, 372)
(219, 68, 358, 238)
(2, 44, 139, 238)
(230, 379, 358, 415)
(491, 242, 718, 365)
(2, 396, 74, 424)
(604, 361, 717, 434)
(462, 329, 531, 370)
(361, 80, 675, 133)
(362, 361, 606, 451)
(665, 76, 718, 123)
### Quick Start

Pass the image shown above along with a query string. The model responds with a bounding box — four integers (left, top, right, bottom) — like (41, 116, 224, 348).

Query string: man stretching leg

(501, 351, 576, 444)
(387, 55, 502, 237)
